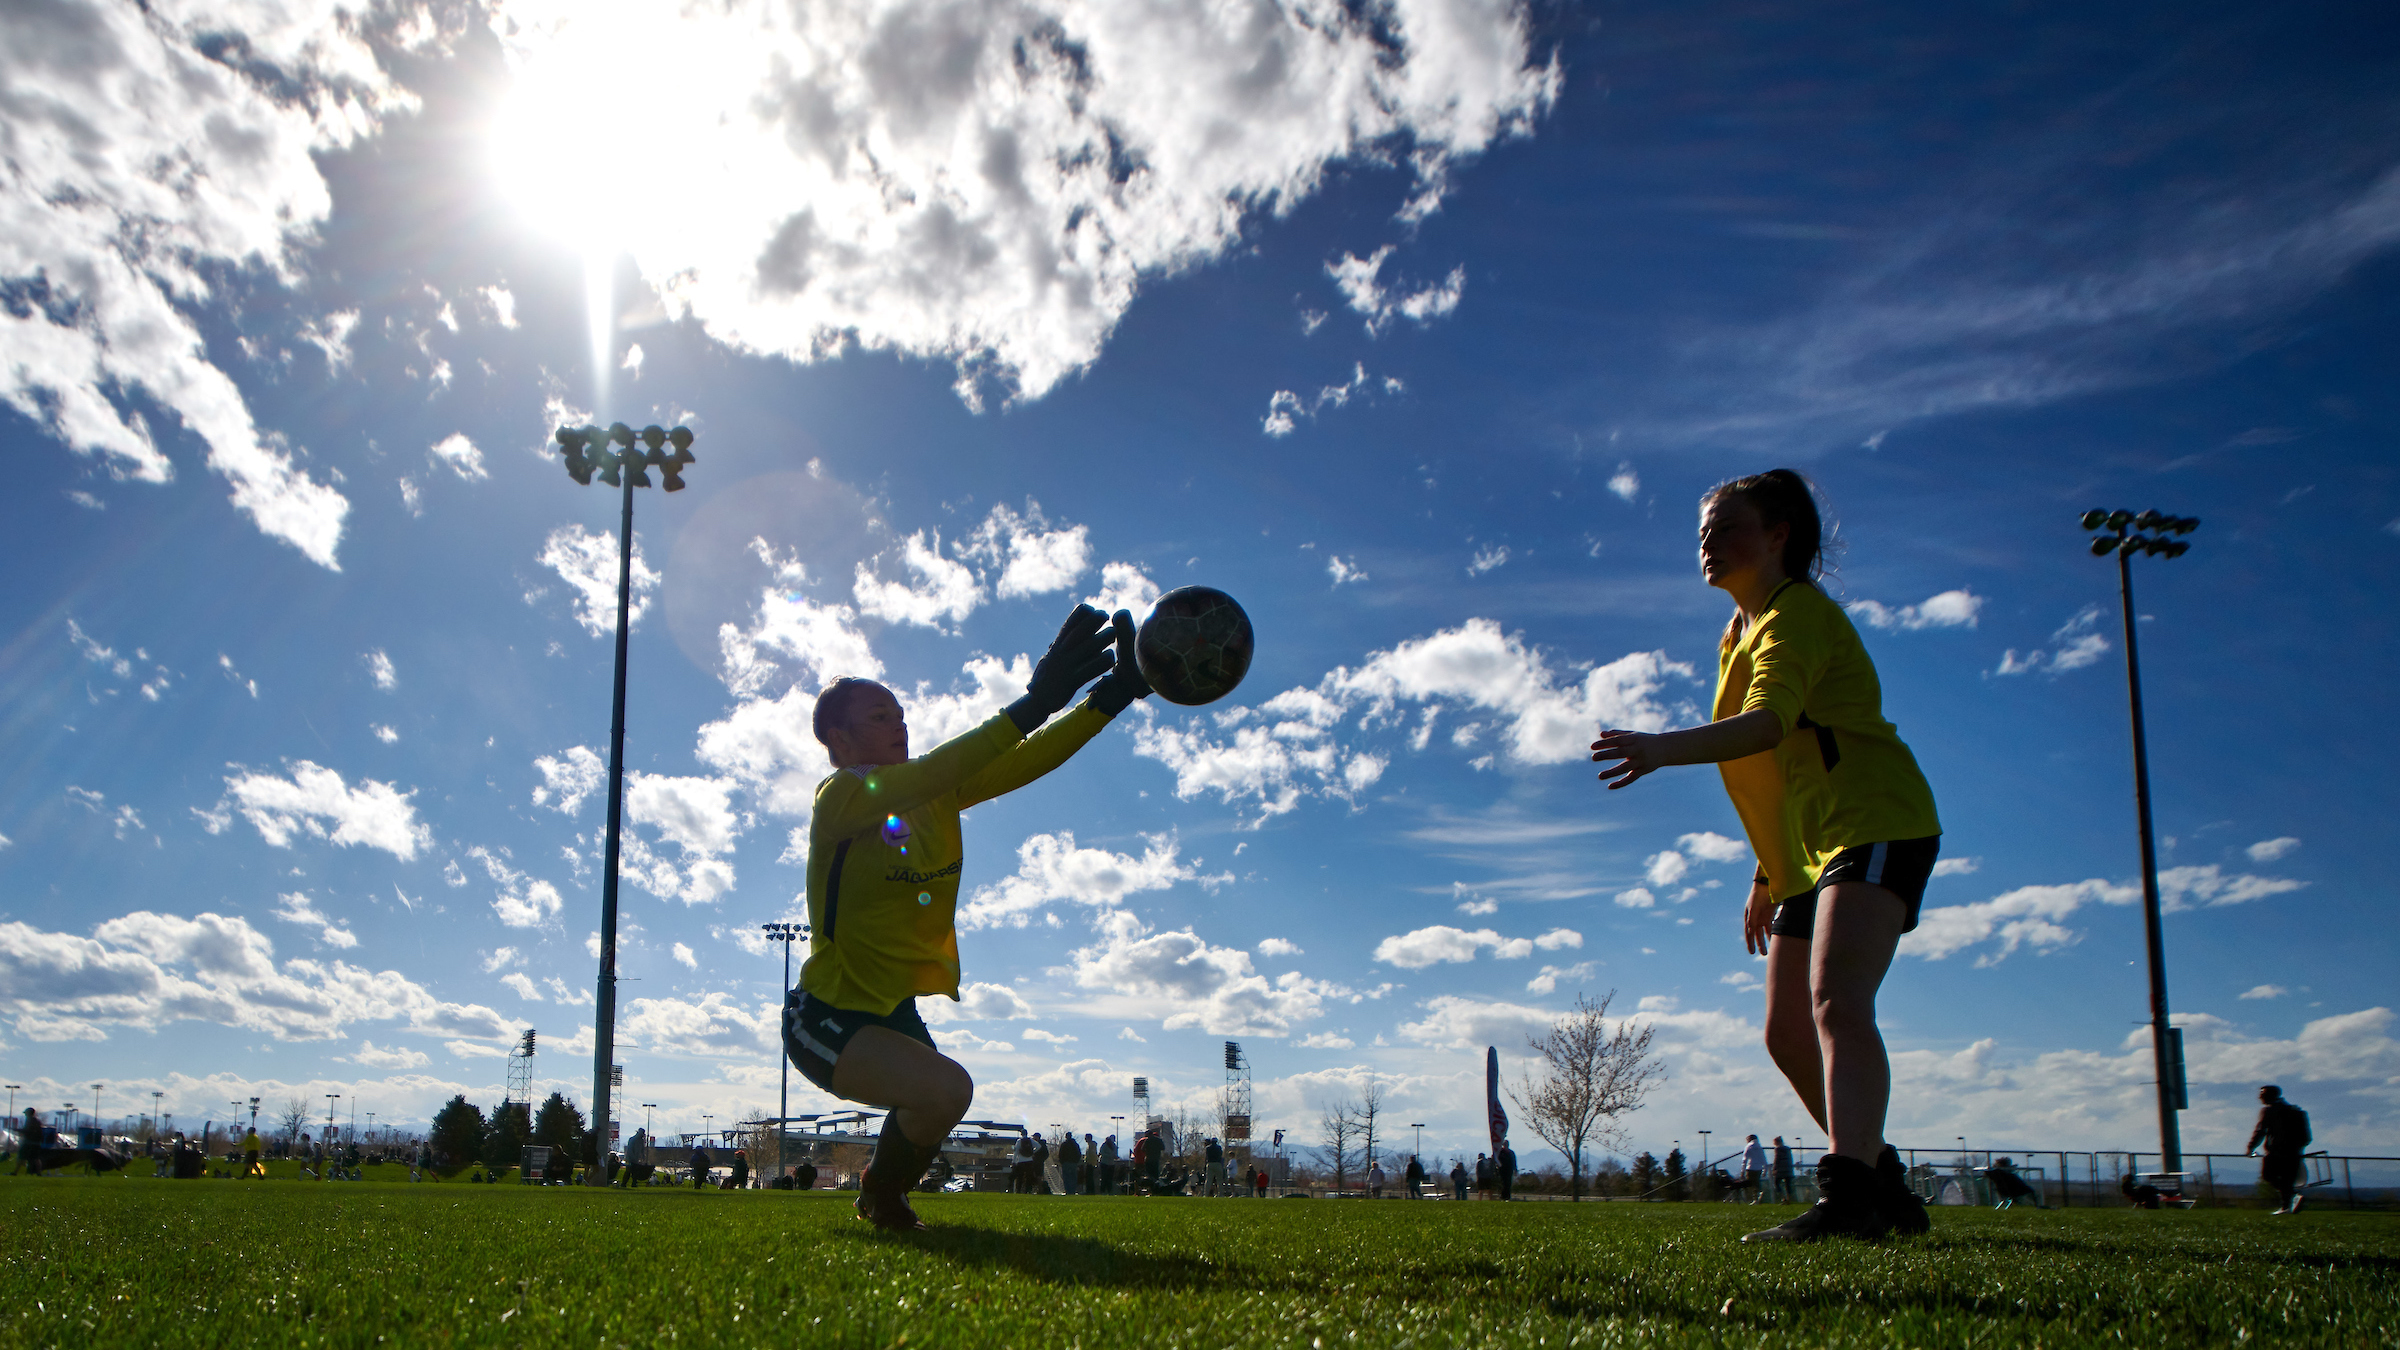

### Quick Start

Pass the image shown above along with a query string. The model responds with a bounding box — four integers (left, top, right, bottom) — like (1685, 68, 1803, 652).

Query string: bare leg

(1810, 882, 1906, 1164)
(829, 1026, 974, 1148)
(1763, 933, 1827, 1133)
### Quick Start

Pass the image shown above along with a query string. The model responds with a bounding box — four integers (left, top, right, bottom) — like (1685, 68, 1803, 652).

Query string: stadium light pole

(761, 922, 807, 1173)
(326, 1095, 341, 1145)
(4, 1087, 17, 1118)
(247, 1098, 261, 1134)
(2083, 508, 2200, 1173)
(556, 422, 697, 1186)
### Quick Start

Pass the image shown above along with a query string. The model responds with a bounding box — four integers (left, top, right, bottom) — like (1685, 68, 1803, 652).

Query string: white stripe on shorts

(1864, 841, 1889, 887)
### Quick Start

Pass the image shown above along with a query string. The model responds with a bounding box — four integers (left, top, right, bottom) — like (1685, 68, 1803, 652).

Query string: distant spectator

(1032, 1133, 1051, 1193)
(730, 1149, 750, 1190)
(1204, 1137, 1226, 1197)
(1140, 1128, 1163, 1194)
(1474, 1152, 1493, 1199)
(1986, 1157, 2045, 1209)
(243, 1127, 264, 1179)
(1496, 1141, 1518, 1201)
(1770, 1136, 1796, 1205)
(2247, 1085, 2313, 1215)
(2119, 1172, 2163, 1210)
(1450, 1159, 1469, 1201)
(1367, 1159, 1386, 1199)
(1058, 1132, 1083, 1196)
(1254, 1165, 1270, 1198)
(1404, 1155, 1425, 1198)
(1099, 1134, 1120, 1194)
(794, 1160, 819, 1190)
(16, 1109, 40, 1176)
(1012, 1133, 1037, 1193)
(690, 1142, 710, 1190)
(1081, 1134, 1099, 1195)
(1740, 1135, 1768, 1203)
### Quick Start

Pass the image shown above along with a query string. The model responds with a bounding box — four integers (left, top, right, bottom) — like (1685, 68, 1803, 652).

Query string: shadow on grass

(839, 1225, 1256, 1291)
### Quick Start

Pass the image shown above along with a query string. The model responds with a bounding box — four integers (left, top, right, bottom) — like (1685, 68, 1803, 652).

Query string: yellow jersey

(798, 701, 1113, 1015)
(1714, 580, 1941, 898)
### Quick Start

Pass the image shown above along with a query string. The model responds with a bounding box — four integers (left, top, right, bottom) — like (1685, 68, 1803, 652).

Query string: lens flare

(917, 892, 933, 907)
(882, 815, 911, 848)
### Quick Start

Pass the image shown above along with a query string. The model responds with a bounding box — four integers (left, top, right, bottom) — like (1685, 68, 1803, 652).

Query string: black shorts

(782, 990, 935, 1094)
(1768, 836, 1941, 938)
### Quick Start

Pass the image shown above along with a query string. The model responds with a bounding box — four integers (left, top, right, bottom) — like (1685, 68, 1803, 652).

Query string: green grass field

(3, 1176, 2392, 1347)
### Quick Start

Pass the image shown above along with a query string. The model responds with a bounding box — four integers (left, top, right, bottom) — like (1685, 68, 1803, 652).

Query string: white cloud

(1022, 1028, 1077, 1045)
(1994, 605, 2111, 676)
(1395, 995, 1556, 1050)
(1371, 925, 1570, 969)
(1133, 621, 1693, 823)
(350, 1040, 431, 1070)
(428, 433, 489, 481)
(620, 991, 777, 1059)
(1614, 887, 1657, 909)
(1086, 562, 1162, 619)
(1298, 1031, 1355, 1049)
(0, 909, 509, 1045)
(299, 310, 361, 374)
(1931, 857, 1981, 877)
(538, 524, 660, 639)
(69, 619, 132, 679)
(1257, 938, 1304, 958)
(1467, 544, 1509, 575)
(1607, 463, 1639, 503)
(1327, 247, 1468, 334)
(468, 846, 566, 929)
(922, 982, 1037, 1023)
(2246, 837, 2301, 863)
(0, 3, 381, 567)
(486, 0, 1553, 408)
(672, 943, 699, 971)
(1260, 362, 1395, 435)
(1067, 911, 1341, 1037)
(208, 761, 431, 861)
(370, 724, 399, 744)
(1643, 850, 1689, 888)
(1905, 865, 2307, 965)
(1848, 589, 1984, 631)
(963, 501, 1088, 598)
(481, 948, 522, 973)
(618, 773, 743, 905)
(959, 831, 1216, 930)
(447, 1040, 507, 1059)
(500, 972, 540, 1001)
(1118, 1027, 1147, 1042)
(620, 343, 645, 378)
(1677, 831, 1748, 864)
(532, 746, 607, 814)
(2240, 984, 2289, 1001)
(853, 529, 982, 629)
(1525, 962, 1596, 997)
(1327, 556, 1368, 586)
(269, 892, 357, 949)
(479, 285, 519, 329)
(713, 554, 881, 698)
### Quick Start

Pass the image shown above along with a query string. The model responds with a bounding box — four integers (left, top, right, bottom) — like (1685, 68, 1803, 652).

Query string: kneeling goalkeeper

(786, 603, 1149, 1230)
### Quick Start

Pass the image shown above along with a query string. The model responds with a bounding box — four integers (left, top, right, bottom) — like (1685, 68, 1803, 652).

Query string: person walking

(2247, 1085, 2313, 1214)
(1057, 1131, 1082, 1196)
(729, 1149, 751, 1191)
(1031, 1132, 1051, 1194)
(1081, 1133, 1099, 1195)
(1771, 1136, 1796, 1204)
(1366, 1158, 1386, 1198)
(1592, 470, 1943, 1243)
(1203, 1137, 1225, 1197)
(1253, 1164, 1270, 1198)
(1986, 1157, 2046, 1209)
(1450, 1158, 1469, 1201)
(1140, 1127, 1163, 1194)
(1474, 1152, 1493, 1199)
(241, 1125, 264, 1179)
(1099, 1133, 1119, 1195)
(1404, 1154, 1426, 1198)
(690, 1141, 711, 1190)
(1010, 1133, 1035, 1193)
(1496, 1140, 1518, 1201)
(1740, 1135, 1769, 1203)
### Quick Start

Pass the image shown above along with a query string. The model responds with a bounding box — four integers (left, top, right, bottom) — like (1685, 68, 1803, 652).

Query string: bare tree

(1508, 990, 1663, 1200)
(1314, 1097, 1359, 1190)
(278, 1094, 312, 1146)
(1356, 1077, 1385, 1173)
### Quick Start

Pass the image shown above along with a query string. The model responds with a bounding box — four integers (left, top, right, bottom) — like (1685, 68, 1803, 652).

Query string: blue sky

(3, 0, 2394, 1167)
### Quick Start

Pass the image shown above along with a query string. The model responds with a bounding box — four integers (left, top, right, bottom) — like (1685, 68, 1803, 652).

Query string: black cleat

(1744, 1154, 1890, 1243)
(854, 1187, 930, 1232)
(1878, 1145, 1930, 1236)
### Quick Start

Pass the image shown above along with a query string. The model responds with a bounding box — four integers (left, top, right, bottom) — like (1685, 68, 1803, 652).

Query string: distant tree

(483, 1101, 531, 1172)
(429, 1096, 487, 1171)
(1356, 1078, 1386, 1175)
(1663, 1147, 1689, 1202)
(278, 1094, 312, 1146)
(1630, 1151, 1660, 1197)
(1314, 1097, 1360, 1190)
(1508, 991, 1663, 1201)
(531, 1091, 586, 1160)
(1589, 1157, 1632, 1198)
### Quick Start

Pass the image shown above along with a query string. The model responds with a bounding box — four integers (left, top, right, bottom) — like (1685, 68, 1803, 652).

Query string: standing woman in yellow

(787, 603, 1147, 1230)
(1592, 469, 1940, 1242)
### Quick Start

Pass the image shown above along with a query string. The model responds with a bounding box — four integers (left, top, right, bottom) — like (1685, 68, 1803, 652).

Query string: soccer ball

(1135, 587, 1254, 706)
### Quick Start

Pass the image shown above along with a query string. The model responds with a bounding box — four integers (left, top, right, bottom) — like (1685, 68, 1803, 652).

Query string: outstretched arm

(1591, 708, 1783, 791)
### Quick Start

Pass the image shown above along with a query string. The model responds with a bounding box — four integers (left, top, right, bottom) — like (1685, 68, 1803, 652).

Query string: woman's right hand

(1742, 880, 1775, 956)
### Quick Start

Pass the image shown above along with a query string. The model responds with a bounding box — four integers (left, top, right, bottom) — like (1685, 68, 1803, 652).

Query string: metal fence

(1873, 1148, 2399, 1211)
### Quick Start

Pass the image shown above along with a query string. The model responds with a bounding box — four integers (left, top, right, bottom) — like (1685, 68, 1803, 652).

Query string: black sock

(865, 1114, 933, 1194)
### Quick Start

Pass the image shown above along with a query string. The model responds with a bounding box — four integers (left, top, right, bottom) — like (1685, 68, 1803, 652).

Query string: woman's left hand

(1590, 728, 1662, 789)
